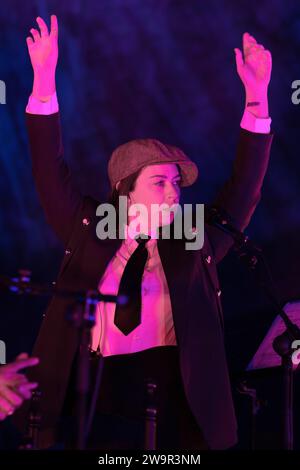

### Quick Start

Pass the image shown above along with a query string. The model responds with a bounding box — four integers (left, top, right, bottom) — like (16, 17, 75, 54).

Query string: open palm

(235, 33, 272, 95)
(26, 15, 58, 74)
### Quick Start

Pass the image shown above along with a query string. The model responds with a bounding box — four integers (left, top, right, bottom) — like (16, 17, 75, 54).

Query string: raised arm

(26, 15, 82, 245)
(206, 33, 273, 263)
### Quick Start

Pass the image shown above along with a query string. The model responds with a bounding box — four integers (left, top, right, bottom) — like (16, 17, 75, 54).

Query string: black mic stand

(206, 206, 300, 450)
(68, 290, 99, 450)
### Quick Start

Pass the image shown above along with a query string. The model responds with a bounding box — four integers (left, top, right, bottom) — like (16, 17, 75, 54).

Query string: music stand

(247, 301, 300, 371)
(247, 301, 300, 450)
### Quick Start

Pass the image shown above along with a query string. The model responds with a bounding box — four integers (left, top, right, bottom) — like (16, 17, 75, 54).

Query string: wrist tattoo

(247, 101, 261, 107)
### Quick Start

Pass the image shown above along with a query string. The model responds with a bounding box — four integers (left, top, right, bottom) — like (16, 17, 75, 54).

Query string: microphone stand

(206, 206, 300, 450)
(67, 290, 99, 450)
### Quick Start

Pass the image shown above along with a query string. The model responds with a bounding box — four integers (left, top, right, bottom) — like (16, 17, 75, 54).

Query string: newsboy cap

(108, 138, 198, 189)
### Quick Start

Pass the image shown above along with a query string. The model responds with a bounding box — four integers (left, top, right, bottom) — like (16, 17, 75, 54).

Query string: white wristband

(26, 92, 59, 115)
(240, 109, 271, 134)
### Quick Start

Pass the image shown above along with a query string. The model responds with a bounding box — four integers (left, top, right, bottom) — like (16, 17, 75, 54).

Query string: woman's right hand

(26, 15, 58, 101)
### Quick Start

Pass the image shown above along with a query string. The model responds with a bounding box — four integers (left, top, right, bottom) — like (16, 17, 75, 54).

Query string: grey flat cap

(108, 138, 198, 189)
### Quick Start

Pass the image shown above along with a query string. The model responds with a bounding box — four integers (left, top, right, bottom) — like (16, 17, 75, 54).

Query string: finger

(7, 373, 28, 387)
(244, 47, 263, 61)
(0, 396, 14, 415)
(264, 50, 272, 62)
(8, 357, 39, 373)
(0, 410, 6, 421)
(243, 32, 256, 55)
(17, 382, 38, 400)
(1, 387, 23, 408)
(244, 32, 257, 44)
(50, 14, 58, 37)
(247, 49, 268, 64)
(36, 16, 49, 37)
(248, 44, 264, 52)
(15, 353, 29, 361)
(248, 35, 257, 44)
(2, 374, 29, 392)
(248, 45, 265, 55)
(234, 48, 244, 74)
(26, 37, 34, 48)
(30, 28, 40, 42)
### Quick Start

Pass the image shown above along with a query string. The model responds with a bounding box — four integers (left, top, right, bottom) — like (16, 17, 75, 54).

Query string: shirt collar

(124, 224, 159, 241)
(122, 224, 157, 257)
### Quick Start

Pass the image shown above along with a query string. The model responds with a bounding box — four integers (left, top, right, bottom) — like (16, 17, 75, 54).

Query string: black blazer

(14, 112, 273, 449)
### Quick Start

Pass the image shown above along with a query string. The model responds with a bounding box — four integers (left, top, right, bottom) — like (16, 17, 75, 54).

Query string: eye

(173, 180, 181, 187)
(154, 180, 165, 187)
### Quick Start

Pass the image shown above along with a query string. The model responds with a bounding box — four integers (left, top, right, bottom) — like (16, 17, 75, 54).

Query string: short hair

(108, 168, 141, 210)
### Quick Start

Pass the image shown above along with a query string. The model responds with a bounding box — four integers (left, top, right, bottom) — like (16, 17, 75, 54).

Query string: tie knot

(135, 235, 151, 246)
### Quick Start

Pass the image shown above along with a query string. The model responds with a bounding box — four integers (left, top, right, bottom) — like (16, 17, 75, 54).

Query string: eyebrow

(149, 174, 181, 179)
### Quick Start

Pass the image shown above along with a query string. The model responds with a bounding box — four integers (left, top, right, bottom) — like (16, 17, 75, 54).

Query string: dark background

(1, 0, 300, 449)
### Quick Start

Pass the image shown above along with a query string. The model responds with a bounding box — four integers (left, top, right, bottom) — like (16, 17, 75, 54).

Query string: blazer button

(82, 217, 90, 226)
(205, 255, 211, 264)
(216, 289, 222, 297)
(65, 249, 71, 255)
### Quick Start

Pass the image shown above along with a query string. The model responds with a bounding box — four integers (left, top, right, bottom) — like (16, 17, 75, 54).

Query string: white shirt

(91, 235, 177, 356)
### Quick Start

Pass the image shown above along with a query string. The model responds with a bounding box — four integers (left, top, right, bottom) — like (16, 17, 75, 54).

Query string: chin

(160, 213, 174, 227)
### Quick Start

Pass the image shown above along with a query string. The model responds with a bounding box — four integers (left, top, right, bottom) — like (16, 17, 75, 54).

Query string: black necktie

(114, 236, 150, 335)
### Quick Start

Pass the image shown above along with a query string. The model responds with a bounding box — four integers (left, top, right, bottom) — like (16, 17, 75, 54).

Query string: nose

(166, 182, 180, 204)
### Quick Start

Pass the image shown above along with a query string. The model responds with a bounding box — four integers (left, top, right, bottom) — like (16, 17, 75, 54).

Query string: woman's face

(127, 163, 181, 233)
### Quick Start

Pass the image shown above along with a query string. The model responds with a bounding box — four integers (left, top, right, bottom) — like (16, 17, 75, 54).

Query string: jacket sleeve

(26, 112, 83, 246)
(206, 129, 274, 264)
